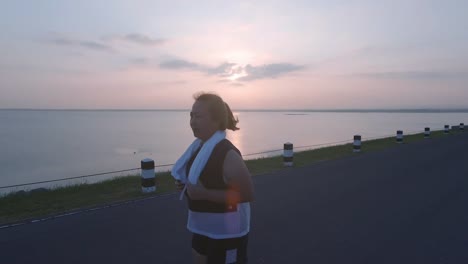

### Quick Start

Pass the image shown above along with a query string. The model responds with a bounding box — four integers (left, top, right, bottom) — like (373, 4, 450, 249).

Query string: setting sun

(228, 72, 248, 81)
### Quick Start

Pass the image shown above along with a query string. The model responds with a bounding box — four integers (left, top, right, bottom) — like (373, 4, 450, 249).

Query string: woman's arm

(221, 149, 255, 203)
(186, 149, 254, 203)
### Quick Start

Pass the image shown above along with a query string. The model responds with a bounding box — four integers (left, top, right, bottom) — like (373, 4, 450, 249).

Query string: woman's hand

(186, 181, 208, 200)
(175, 180, 185, 191)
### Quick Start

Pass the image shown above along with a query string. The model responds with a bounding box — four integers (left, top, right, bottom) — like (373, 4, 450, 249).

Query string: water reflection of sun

(227, 112, 244, 154)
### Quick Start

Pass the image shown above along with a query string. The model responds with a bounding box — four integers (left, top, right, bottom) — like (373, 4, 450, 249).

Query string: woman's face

(190, 100, 219, 141)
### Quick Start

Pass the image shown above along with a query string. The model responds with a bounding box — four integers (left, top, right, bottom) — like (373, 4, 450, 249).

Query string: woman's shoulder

(214, 139, 241, 157)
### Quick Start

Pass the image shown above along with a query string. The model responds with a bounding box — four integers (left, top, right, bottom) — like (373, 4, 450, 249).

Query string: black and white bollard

(424, 127, 430, 138)
(353, 135, 361, 152)
(396, 130, 403, 143)
(444, 125, 449, 134)
(141, 158, 156, 193)
(283, 142, 293, 167)
(461, 123, 465, 131)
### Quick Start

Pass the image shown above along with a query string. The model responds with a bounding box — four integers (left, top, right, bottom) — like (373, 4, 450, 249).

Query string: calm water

(1, 110, 467, 192)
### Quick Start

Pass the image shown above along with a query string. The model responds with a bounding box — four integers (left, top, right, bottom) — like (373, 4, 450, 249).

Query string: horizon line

(2, 108, 468, 113)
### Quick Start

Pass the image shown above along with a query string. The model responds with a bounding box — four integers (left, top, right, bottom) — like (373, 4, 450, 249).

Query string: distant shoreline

(2, 108, 468, 113)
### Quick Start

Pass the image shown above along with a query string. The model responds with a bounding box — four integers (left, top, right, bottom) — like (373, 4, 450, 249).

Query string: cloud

(351, 71, 468, 80)
(159, 60, 237, 76)
(128, 57, 150, 65)
(48, 32, 165, 53)
(159, 59, 200, 70)
(50, 36, 112, 52)
(52, 37, 74, 46)
(122, 34, 165, 46)
(237, 63, 305, 81)
(159, 59, 305, 82)
(79, 41, 111, 51)
(203, 62, 237, 77)
(216, 79, 243, 86)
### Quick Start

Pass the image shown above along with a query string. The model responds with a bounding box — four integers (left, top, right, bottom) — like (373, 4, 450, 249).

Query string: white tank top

(187, 202, 250, 239)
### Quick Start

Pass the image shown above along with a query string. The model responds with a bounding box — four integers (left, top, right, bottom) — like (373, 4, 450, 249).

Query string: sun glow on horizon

(227, 72, 248, 81)
(222, 49, 254, 81)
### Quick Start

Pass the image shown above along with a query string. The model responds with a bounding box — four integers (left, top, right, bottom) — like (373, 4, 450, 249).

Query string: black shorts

(192, 233, 249, 264)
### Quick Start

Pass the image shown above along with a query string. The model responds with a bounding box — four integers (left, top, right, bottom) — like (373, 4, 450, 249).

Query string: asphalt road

(1, 132, 467, 263)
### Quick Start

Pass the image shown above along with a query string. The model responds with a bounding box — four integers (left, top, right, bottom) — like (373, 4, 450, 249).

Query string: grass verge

(0, 130, 455, 225)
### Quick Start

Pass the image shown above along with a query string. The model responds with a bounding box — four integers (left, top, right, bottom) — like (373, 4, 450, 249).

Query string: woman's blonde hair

(193, 92, 239, 131)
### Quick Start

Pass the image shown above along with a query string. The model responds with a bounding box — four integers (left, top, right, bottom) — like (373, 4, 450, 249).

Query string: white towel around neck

(171, 130, 226, 200)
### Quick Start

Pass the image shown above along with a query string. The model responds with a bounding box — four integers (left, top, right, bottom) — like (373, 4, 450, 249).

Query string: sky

(1, 0, 468, 109)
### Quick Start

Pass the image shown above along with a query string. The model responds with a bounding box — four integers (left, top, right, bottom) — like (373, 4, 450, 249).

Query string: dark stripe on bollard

(283, 142, 293, 167)
(353, 135, 361, 152)
(141, 178, 155, 187)
(424, 127, 430, 138)
(444, 125, 449, 134)
(141, 160, 155, 170)
(396, 130, 403, 143)
(461, 123, 465, 131)
(141, 158, 156, 193)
